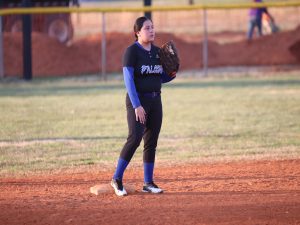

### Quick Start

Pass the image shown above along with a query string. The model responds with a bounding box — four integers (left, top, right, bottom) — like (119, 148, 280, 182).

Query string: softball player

(111, 16, 176, 196)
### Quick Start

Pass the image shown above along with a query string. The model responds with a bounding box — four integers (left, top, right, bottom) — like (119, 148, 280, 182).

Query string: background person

(247, 0, 275, 40)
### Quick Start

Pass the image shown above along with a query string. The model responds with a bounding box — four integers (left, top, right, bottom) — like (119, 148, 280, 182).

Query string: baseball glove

(159, 40, 180, 78)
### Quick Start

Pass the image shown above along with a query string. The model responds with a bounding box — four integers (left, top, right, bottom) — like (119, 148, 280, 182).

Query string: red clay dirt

(289, 40, 300, 61)
(3, 25, 300, 77)
(1, 159, 300, 225)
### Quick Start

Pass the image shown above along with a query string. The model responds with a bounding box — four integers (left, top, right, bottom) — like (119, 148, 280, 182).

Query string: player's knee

(128, 133, 143, 147)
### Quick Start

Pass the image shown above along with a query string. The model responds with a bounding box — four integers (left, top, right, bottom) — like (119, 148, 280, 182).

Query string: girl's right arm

(123, 46, 146, 124)
(123, 66, 141, 108)
(123, 66, 146, 124)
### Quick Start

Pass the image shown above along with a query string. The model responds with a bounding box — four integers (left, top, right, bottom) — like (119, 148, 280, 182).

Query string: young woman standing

(111, 16, 176, 196)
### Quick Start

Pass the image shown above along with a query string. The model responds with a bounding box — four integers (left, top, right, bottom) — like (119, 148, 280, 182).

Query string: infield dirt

(1, 159, 299, 225)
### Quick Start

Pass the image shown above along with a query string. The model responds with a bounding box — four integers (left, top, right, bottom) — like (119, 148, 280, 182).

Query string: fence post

(0, 16, 4, 78)
(144, 0, 152, 20)
(202, 8, 208, 77)
(101, 12, 106, 81)
(22, 0, 32, 80)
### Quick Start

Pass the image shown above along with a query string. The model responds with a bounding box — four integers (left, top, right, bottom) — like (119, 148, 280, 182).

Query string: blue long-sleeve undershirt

(123, 66, 141, 109)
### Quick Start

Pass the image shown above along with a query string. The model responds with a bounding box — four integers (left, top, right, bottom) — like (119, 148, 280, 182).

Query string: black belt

(138, 91, 161, 98)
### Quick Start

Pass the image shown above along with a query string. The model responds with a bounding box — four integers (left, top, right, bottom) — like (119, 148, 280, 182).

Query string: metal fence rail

(1, 1, 300, 15)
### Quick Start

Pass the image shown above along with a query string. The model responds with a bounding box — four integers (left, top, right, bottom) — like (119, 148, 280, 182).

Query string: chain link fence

(1, 0, 300, 78)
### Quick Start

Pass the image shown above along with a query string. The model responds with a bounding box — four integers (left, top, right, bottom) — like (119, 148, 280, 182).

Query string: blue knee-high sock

(144, 162, 154, 183)
(113, 158, 129, 180)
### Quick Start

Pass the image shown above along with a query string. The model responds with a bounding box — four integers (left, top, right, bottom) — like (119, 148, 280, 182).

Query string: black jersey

(123, 42, 163, 93)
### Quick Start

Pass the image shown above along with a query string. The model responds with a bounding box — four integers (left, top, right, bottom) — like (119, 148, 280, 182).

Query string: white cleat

(142, 181, 163, 194)
(111, 179, 127, 196)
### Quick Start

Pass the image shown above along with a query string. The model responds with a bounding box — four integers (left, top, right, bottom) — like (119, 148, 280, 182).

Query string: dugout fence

(0, 1, 300, 79)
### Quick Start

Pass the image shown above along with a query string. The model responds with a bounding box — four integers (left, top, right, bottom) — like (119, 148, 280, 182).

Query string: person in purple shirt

(247, 0, 274, 40)
(110, 16, 176, 197)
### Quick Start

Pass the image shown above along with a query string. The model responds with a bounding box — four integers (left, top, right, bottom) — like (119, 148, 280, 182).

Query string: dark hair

(134, 16, 152, 40)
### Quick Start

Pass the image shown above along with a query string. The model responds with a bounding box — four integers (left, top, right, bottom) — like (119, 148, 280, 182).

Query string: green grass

(0, 74, 300, 175)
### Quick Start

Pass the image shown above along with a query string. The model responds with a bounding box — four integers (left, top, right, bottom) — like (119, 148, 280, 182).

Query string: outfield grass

(0, 74, 300, 174)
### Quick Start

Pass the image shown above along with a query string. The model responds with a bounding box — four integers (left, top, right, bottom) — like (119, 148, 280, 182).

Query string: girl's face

(136, 20, 155, 43)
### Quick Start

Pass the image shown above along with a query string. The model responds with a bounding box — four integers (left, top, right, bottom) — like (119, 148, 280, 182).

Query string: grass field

(0, 74, 300, 175)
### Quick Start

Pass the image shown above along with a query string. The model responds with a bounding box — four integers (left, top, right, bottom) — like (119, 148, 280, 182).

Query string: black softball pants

(120, 94, 163, 163)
